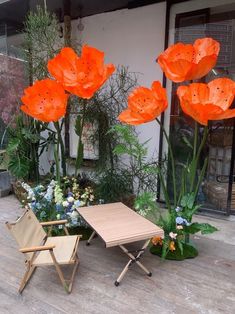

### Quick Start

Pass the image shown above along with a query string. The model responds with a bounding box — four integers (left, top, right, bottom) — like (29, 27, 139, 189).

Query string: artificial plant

(21, 45, 115, 185)
(118, 37, 235, 259)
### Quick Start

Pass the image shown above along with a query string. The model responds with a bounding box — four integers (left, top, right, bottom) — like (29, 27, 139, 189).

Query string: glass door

(169, 4, 235, 215)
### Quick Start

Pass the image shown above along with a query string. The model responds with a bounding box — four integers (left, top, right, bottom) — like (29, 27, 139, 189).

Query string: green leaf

(75, 142, 84, 170)
(21, 129, 41, 143)
(8, 156, 30, 178)
(181, 135, 193, 150)
(177, 240, 184, 256)
(113, 144, 129, 155)
(180, 193, 195, 209)
(161, 240, 169, 259)
(188, 194, 195, 209)
(75, 115, 82, 136)
(7, 138, 20, 153)
(184, 222, 218, 235)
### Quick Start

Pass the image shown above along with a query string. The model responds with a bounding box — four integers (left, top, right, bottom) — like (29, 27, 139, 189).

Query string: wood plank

(2, 195, 235, 314)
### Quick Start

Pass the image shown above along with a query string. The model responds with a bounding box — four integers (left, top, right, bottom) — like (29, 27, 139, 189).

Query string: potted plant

(118, 37, 235, 259)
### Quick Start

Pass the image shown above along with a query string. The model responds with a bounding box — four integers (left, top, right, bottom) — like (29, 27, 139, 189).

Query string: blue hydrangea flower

(74, 200, 81, 208)
(176, 216, 190, 226)
(176, 217, 184, 225)
(56, 203, 63, 212)
(36, 202, 42, 209)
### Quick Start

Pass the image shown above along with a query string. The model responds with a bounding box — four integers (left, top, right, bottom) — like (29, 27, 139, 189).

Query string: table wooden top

(77, 202, 164, 248)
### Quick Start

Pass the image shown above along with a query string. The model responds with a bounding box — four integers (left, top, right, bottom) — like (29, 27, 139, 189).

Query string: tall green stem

(158, 171, 171, 211)
(75, 103, 86, 177)
(54, 130, 60, 185)
(156, 118, 176, 208)
(193, 121, 198, 159)
(54, 121, 67, 182)
(190, 126, 208, 192)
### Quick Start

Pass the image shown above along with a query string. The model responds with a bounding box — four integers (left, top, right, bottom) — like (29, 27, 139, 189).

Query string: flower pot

(0, 170, 11, 197)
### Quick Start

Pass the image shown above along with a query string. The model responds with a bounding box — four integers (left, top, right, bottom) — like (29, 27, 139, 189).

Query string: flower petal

(177, 78, 235, 125)
(118, 109, 147, 125)
(21, 79, 68, 122)
(48, 46, 115, 99)
(157, 38, 220, 82)
(119, 81, 167, 125)
(208, 78, 235, 111)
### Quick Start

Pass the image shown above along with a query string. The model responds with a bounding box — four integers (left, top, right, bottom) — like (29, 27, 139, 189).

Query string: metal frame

(87, 232, 152, 286)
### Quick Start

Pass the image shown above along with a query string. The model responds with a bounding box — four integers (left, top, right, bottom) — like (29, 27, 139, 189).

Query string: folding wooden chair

(6, 207, 81, 294)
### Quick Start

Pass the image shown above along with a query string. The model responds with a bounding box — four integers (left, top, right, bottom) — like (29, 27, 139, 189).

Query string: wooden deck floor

(0, 195, 235, 314)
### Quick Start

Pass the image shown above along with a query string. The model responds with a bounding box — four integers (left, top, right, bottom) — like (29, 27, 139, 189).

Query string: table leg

(114, 239, 151, 286)
(86, 230, 96, 246)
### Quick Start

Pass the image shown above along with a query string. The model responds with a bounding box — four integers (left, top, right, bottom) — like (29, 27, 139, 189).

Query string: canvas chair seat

(33, 235, 79, 266)
(6, 208, 81, 294)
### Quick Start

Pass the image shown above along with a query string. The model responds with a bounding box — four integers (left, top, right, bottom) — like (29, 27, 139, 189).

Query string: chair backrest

(6, 207, 47, 260)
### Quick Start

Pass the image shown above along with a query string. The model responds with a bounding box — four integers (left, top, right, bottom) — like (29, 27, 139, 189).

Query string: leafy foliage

(184, 222, 218, 235)
(134, 192, 159, 217)
(109, 124, 159, 194)
(70, 66, 138, 169)
(95, 169, 133, 203)
(6, 115, 51, 180)
(23, 6, 63, 81)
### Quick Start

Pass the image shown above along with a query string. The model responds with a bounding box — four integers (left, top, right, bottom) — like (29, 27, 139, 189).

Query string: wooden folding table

(77, 202, 164, 286)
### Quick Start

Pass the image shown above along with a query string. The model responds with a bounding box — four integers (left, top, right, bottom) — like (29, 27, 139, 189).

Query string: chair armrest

(40, 219, 68, 227)
(19, 244, 56, 253)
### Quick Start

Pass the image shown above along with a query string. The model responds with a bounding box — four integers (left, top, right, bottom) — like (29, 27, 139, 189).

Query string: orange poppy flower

(47, 46, 115, 99)
(21, 79, 68, 122)
(157, 38, 220, 82)
(169, 241, 176, 252)
(177, 78, 235, 126)
(118, 81, 167, 125)
(152, 236, 163, 246)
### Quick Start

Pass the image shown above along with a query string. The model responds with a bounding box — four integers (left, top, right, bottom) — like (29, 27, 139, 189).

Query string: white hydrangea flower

(62, 201, 69, 207)
(67, 196, 75, 203)
(54, 184, 64, 204)
(169, 232, 177, 239)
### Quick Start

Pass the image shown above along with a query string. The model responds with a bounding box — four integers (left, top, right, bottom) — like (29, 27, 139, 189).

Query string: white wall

(71, 2, 166, 160)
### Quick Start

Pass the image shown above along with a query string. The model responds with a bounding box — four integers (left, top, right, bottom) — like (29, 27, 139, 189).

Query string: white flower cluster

(44, 180, 56, 201)
(54, 183, 64, 204)
(21, 182, 35, 200)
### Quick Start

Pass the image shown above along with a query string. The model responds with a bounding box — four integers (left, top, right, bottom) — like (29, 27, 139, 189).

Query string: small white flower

(70, 211, 79, 219)
(62, 201, 69, 207)
(176, 225, 183, 230)
(67, 196, 75, 203)
(56, 214, 61, 220)
(169, 232, 177, 239)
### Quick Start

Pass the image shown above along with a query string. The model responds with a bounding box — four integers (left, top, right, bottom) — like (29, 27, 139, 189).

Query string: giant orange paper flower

(47, 46, 115, 99)
(118, 81, 167, 125)
(157, 38, 220, 82)
(177, 78, 235, 126)
(21, 79, 68, 122)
